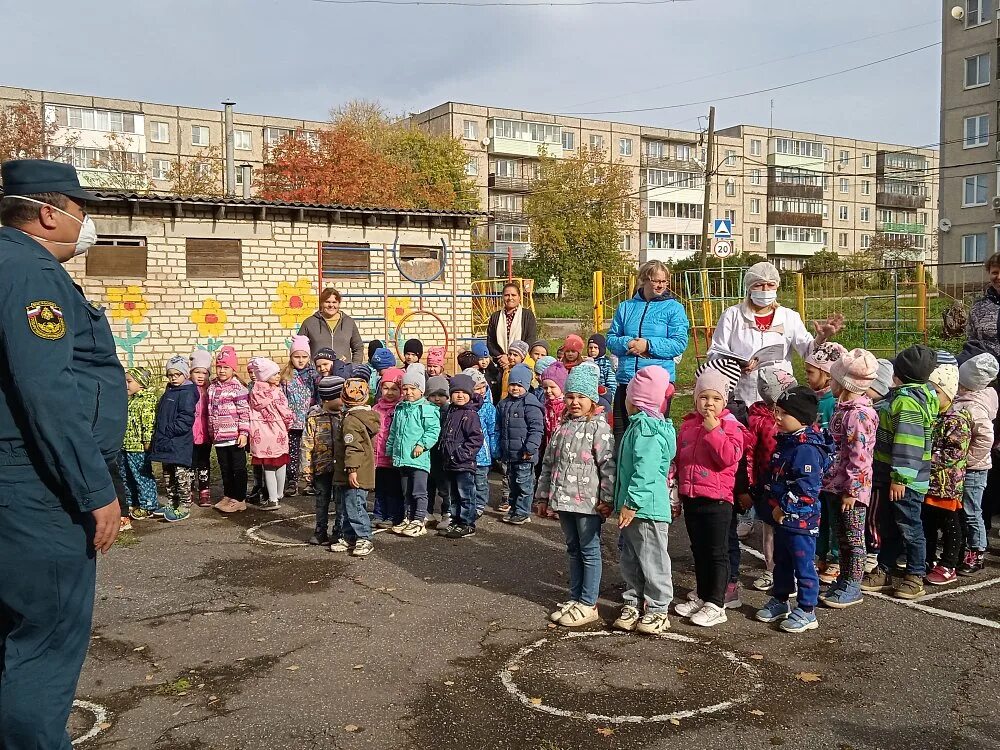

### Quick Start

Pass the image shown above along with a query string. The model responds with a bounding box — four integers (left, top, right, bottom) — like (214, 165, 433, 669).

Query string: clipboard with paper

(737, 343, 787, 369)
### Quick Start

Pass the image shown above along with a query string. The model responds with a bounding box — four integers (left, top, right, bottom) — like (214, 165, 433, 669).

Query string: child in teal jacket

(612, 366, 678, 636)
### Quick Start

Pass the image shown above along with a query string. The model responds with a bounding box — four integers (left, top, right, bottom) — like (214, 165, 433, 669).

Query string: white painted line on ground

(920, 575, 1000, 601)
(72, 700, 109, 745)
(498, 630, 762, 724)
(245, 513, 314, 547)
(739, 543, 766, 562)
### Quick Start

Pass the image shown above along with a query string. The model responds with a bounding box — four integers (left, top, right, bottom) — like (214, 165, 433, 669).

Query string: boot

(197, 488, 213, 508)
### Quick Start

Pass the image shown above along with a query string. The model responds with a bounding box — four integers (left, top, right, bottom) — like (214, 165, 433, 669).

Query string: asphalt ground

(70, 479, 1000, 750)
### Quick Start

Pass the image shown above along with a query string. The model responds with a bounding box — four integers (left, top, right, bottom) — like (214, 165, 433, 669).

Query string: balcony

(491, 210, 527, 223)
(767, 240, 823, 257)
(876, 151, 929, 180)
(767, 210, 823, 228)
(490, 241, 531, 259)
(640, 153, 702, 171)
(876, 221, 925, 234)
(489, 174, 534, 192)
(876, 191, 928, 209)
(767, 182, 823, 200)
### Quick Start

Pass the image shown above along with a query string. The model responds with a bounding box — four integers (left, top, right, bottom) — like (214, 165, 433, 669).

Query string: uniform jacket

(440, 401, 484, 472)
(761, 426, 833, 535)
(301, 405, 341, 479)
(747, 401, 778, 491)
(614, 412, 675, 522)
(536, 414, 616, 514)
(821, 396, 878, 505)
(474, 393, 499, 467)
(386, 397, 441, 472)
(497, 392, 544, 463)
(192, 383, 209, 445)
(816, 388, 835, 430)
(873, 383, 939, 494)
(927, 406, 974, 502)
(282, 364, 317, 431)
(150, 381, 199, 466)
(248, 382, 294, 459)
(594, 355, 618, 401)
(607, 289, 688, 384)
(953, 388, 998, 471)
(208, 378, 251, 445)
(0, 226, 126, 512)
(373, 397, 399, 468)
(675, 410, 745, 502)
(335, 407, 381, 489)
(123, 388, 159, 453)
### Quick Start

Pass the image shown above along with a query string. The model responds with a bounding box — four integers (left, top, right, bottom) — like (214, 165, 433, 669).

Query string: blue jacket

(150, 381, 199, 467)
(760, 425, 834, 536)
(594, 355, 618, 401)
(498, 392, 544, 464)
(440, 401, 484, 472)
(474, 393, 499, 467)
(607, 289, 689, 384)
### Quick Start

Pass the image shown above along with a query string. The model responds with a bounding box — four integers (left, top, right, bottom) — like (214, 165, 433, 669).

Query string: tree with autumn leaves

(0, 95, 58, 162)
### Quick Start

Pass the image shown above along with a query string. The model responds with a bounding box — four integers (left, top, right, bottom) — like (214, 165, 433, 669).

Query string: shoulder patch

(26, 300, 65, 340)
(344, 433, 354, 444)
(803, 464, 812, 473)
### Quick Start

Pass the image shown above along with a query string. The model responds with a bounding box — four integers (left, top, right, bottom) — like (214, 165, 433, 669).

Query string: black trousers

(216, 444, 248, 501)
(682, 496, 732, 607)
(923, 504, 963, 569)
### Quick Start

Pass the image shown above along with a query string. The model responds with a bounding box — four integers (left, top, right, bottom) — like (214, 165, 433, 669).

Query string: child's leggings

(263, 466, 287, 504)
(192, 443, 211, 494)
(835, 503, 867, 586)
(287, 429, 303, 486)
(922, 504, 963, 570)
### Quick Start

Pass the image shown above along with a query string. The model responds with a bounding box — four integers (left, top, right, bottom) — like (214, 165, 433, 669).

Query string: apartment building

(939, 0, 1000, 282)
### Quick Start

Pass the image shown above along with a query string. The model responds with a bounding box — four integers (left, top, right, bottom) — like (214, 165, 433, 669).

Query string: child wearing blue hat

(498, 364, 544, 524)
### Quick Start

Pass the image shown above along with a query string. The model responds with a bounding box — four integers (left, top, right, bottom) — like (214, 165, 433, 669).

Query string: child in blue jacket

(588, 333, 618, 402)
(150, 356, 199, 523)
(439, 374, 485, 539)
(464, 368, 499, 517)
(498, 364, 544, 525)
(755, 386, 834, 634)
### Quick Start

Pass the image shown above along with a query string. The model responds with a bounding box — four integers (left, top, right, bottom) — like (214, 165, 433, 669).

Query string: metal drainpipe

(222, 100, 236, 197)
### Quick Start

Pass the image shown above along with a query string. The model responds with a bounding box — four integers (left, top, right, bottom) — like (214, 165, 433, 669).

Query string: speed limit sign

(712, 238, 733, 259)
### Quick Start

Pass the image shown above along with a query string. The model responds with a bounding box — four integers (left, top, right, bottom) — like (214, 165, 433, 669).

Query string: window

(646, 233, 701, 250)
(646, 141, 664, 159)
(862, 153, 871, 169)
(191, 125, 210, 146)
(750, 168, 761, 185)
(750, 198, 760, 214)
(562, 131, 575, 150)
(51, 105, 137, 133)
(619, 138, 633, 157)
(750, 139, 762, 156)
(491, 119, 560, 144)
(264, 127, 294, 147)
(152, 159, 171, 181)
(823, 174, 831, 190)
(839, 150, 850, 166)
(838, 232, 849, 248)
(644, 169, 704, 188)
(823, 204, 829, 219)
(185, 239, 241, 279)
(495, 224, 529, 243)
(861, 179, 871, 195)
(150, 121, 169, 143)
(492, 194, 519, 212)
(494, 159, 516, 177)
(966, 53, 991, 88)
(967, 0, 993, 27)
(749, 227, 761, 243)
(675, 144, 692, 161)
(860, 207, 870, 222)
(235, 166, 250, 187)
(861, 234, 872, 249)
(964, 173, 990, 206)
(234, 129, 251, 151)
(646, 201, 702, 219)
(725, 150, 736, 166)
(725, 181, 736, 197)
(838, 206, 849, 221)
(774, 138, 823, 158)
(86, 236, 147, 279)
(725, 210, 736, 224)
(621, 234, 632, 252)
(964, 114, 990, 148)
(963, 233, 989, 263)
(465, 157, 478, 177)
(590, 134, 604, 150)
(322, 241, 371, 279)
(194, 162, 212, 179)
(772, 167, 823, 187)
(50, 146, 144, 173)
(773, 225, 823, 243)
(463, 120, 478, 140)
(839, 177, 849, 193)
(770, 198, 823, 215)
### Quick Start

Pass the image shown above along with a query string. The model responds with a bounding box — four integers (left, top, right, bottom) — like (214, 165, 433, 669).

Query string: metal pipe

(222, 100, 236, 197)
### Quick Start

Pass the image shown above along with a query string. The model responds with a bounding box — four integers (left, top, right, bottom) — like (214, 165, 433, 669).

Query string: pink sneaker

(926, 565, 957, 585)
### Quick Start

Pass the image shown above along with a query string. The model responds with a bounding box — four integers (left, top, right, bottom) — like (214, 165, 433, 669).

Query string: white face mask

(11, 196, 98, 256)
(750, 289, 778, 307)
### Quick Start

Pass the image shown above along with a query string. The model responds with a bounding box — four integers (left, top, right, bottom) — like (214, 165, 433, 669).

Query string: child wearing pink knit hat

(426, 346, 446, 377)
(281, 335, 319, 496)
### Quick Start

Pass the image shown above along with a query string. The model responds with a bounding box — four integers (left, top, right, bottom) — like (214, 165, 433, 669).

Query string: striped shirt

(873, 383, 939, 495)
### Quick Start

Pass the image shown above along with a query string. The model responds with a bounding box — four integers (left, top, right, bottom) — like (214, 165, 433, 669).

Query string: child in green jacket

(612, 366, 677, 636)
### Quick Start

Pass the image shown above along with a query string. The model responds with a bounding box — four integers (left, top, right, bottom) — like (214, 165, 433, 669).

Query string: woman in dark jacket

(297, 288, 364, 364)
(487, 283, 538, 365)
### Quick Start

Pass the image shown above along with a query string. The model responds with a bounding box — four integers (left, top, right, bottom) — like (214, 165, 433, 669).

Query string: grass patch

(157, 677, 193, 696)
(534, 297, 591, 320)
(115, 530, 141, 548)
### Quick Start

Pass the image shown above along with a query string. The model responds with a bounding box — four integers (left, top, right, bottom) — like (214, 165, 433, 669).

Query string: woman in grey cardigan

(297, 288, 364, 364)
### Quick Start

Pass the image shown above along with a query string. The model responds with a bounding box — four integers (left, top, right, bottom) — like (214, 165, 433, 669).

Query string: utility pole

(699, 105, 716, 268)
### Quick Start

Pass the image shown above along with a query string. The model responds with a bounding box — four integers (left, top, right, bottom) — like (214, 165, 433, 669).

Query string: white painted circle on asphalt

(499, 630, 762, 724)
(72, 700, 110, 745)
(245, 513, 314, 547)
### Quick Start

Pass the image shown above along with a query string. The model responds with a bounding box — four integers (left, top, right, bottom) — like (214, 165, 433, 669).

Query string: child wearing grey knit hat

(866, 359, 894, 402)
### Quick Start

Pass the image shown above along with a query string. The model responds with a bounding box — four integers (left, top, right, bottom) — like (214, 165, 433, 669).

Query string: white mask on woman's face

(12, 196, 98, 256)
(750, 290, 778, 307)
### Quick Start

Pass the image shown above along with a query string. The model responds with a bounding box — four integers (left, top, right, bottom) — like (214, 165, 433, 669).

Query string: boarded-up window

(398, 244, 443, 283)
(185, 238, 242, 279)
(86, 236, 147, 278)
(321, 242, 370, 279)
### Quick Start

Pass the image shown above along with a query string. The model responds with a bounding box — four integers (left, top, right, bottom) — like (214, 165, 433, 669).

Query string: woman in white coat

(707, 262, 844, 405)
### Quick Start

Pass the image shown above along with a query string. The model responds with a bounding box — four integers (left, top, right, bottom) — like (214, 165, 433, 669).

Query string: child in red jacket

(673, 368, 745, 628)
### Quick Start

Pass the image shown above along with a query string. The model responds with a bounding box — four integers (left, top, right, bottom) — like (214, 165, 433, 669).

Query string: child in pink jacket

(673, 367, 745, 628)
(372, 367, 404, 528)
(209, 346, 251, 514)
(248, 357, 295, 511)
(189, 349, 213, 507)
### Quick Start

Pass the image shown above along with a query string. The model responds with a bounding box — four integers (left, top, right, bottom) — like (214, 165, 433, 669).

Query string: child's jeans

(681, 496, 731, 607)
(619, 518, 673, 614)
(773, 528, 819, 609)
(374, 467, 403, 523)
(474, 465, 490, 515)
(560, 511, 604, 607)
(216, 444, 248, 501)
(448, 470, 478, 529)
(313, 473, 340, 541)
(923, 504, 963, 569)
(339, 486, 373, 542)
(962, 469, 989, 552)
(817, 491, 841, 564)
(506, 460, 535, 519)
(163, 464, 194, 509)
(835, 502, 867, 587)
(876, 483, 926, 576)
(428, 453, 451, 517)
(119, 449, 158, 512)
(400, 467, 430, 523)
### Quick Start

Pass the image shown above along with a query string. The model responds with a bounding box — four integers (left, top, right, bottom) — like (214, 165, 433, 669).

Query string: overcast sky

(5, 0, 941, 145)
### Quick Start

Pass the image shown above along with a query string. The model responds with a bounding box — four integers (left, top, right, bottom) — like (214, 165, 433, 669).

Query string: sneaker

(498, 502, 511, 513)
(779, 607, 818, 633)
(818, 563, 840, 585)
(301, 484, 318, 496)
(818, 580, 843, 602)
(259, 500, 281, 512)
(197, 489, 213, 508)
(612, 605, 641, 632)
(752, 571, 774, 591)
(690, 602, 727, 627)
(218, 499, 247, 514)
(151, 506, 168, 518)
(445, 525, 476, 539)
(508, 515, 531, 526)
(390, 520, 409, 535)
(437, 523, 457, 537)
(723, 581, 743, 609)
(860, 567, 891, 592)
(283, 483, 298, 497)
(352, 539, 374, 557)
(635, 611, 671, 634)
(439, 513, 452, 530)
(130, 508, 155, 520)
(162, 506, 190, 523)
(374, 519, 394, 530)
(864, 553, 879, 574)
(926, 565, 958, 585)
(549, 601, 578, 623)
(401, 520, 427, 538)
(246, 486, 263, 503)
(755, 597, 791, 623)
(119, 517, 132, 533)
(892, 573, 925, 600)
(557, 602, 600, 628)
(329, 538, 351, 553)
(736, 520, 754, 539)
(958, 550, 985, 576)
(213, 496, 232, 510)
(822, 585, 864, 609)
(674, 598, 704, 618)
(309, 533, 329, 546)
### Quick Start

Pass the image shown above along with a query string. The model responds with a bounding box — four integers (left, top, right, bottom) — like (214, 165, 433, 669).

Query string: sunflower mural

(386, 296, 412, 352)
(272, 278, 318, 332)
(106, 285, 149, 366)
(190, 298, 228, 353)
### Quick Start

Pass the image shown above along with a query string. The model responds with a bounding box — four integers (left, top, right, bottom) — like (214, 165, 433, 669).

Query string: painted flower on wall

(386, 296, 412, 327)
(106, 285, 149, 325)
(272, 278, 318, 330)
(191, 298, 228, 338)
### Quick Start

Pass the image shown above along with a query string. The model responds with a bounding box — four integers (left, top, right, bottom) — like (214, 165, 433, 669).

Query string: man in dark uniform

(0, 160, 126, 749)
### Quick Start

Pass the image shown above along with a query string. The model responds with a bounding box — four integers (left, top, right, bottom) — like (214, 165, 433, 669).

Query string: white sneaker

(864, 553, 879, 574)
(690, 602, 728, 627)
(352, 539, 374, 557)
(328, 538, 350, 553)
(557, 602, 600, 628)
(549, 600, 578, 623)
(674, 598, 704, 618)
(752, 571, 774, 591)
(612, 605, 641, 632)
(390, 520, 409, 535)
(635, 611, 671, 634)
(736, 520, 755, 539)
(401, 520, 427, 538)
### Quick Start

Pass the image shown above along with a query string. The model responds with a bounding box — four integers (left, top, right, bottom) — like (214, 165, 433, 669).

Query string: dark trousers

(400, 467, 430, 522)
(923, 504, 963, 569)
(727, 503, 741, 582)
(313, 473, 340, 540)
(448, 470, 478, 528)
(193, 442, 211, 493)
(251, 462, 263, 493)
(876, 483, 927, 576)
(287, 429, 303, 485)
(506, 460, 535, 519)
(216, 444, 248, 501)
(428, 453, 451, 516)
(773, 528, 819, 609)
(681, 496, 732, 607)
(612, 387, 628, 451)
(376, 467, 404, 524)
